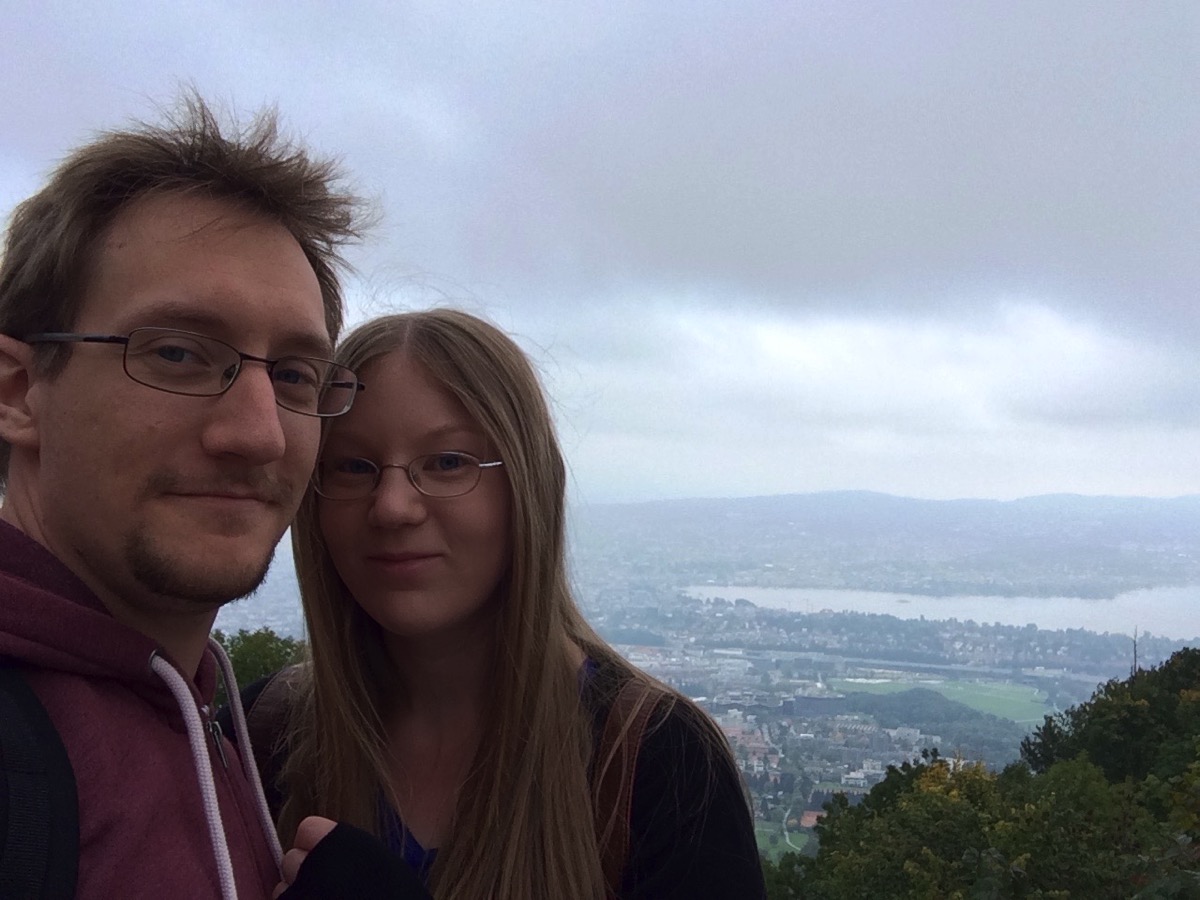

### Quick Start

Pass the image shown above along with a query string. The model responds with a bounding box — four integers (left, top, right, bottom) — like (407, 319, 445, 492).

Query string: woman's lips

(364, 552, 442, 579)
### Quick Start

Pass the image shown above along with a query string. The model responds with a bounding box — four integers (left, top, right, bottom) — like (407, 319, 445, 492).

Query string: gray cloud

(391, 4, 1199, 327)
(2, 2, 1197, 501)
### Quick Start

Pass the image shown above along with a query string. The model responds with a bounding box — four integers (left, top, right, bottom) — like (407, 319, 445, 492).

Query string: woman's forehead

(331, 351, 487, 443)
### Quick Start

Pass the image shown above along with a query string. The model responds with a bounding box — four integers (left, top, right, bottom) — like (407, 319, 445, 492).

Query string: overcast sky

(4, 2, 1197, 503)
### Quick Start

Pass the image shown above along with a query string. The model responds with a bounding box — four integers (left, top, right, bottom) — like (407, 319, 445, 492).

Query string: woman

(259, 309, 765, 899)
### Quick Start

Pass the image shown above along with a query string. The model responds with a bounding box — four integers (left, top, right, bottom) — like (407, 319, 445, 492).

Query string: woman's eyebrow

(423, 423, 487, 441)
(322, 423, 485, 448)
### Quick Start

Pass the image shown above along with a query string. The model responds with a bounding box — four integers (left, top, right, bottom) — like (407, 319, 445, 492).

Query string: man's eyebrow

(118, 304, 333, 357)
(281, 333, 336, 358)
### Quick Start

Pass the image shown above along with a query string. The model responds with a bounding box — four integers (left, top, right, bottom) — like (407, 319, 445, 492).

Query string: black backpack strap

(0, 665, 79, 900)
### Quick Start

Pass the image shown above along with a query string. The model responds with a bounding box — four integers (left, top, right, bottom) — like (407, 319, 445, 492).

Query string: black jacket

(222, 663, 766, 899)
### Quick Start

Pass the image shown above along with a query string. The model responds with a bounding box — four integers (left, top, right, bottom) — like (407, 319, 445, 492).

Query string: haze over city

(4, 2, 1197, 502)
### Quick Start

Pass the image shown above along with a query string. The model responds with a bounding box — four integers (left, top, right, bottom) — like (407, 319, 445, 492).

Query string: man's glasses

(315, 452, 504, 500)
(24, 327, 362, 418)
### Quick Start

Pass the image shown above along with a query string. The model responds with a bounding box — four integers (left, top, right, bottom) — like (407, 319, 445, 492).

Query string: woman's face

(317, 350, 511, 645)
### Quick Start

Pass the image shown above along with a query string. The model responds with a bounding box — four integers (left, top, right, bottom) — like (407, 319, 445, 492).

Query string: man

(0, 97, 363, 898)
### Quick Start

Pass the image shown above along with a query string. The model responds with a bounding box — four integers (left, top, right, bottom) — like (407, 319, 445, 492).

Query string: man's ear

(0, 334, 40, 449)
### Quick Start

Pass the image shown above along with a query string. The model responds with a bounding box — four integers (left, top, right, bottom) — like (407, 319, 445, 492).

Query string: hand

(274, 816, 338, 898)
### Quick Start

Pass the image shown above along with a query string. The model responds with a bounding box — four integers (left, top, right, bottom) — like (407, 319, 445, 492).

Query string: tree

(796, 755, 1180, 898)
(211, 627, 305, 707)
(791, 647, 1200, 899)
(1021, 648, 1200, 783)
(990, 756, 1170, 897)
(761, 851, 806, 900)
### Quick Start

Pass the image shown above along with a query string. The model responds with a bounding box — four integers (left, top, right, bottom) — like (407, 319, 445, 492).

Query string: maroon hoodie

(0, 520, 281, 899)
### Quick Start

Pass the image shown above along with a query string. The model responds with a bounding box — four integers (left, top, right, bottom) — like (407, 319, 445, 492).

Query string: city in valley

(568, 491, 1200, 855)
(586, 587, 1192, 855)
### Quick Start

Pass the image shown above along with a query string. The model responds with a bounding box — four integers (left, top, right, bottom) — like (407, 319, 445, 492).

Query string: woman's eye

(433, 453, 466, 472)
(332, 457, 376, 475)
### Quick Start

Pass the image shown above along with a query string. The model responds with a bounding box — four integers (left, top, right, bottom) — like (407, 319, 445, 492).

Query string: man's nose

(199, 364, 289, 463)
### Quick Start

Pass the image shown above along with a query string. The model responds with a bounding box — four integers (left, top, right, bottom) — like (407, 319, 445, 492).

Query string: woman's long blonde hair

(281, 308, 638, 899)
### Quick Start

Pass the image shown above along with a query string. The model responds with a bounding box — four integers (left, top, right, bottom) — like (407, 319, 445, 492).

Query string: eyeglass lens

(123, 329, 356, 416)
(317, 452, 485, 499)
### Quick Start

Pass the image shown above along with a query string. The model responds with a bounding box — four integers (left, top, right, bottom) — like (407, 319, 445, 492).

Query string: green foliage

(796, 755, 1186, 898)
(1021, 648, 1200, 783)
(995, 757, 1167, 894)
(808, 759, 1001, 898)
(761, 851, 807, 900)
(775, 648, 1200, 897)
(211, 627, 306, 707)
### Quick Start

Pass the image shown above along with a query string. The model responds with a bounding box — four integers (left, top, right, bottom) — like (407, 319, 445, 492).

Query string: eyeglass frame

(314, 451, 505, 500)
(23, 327, 364, 418)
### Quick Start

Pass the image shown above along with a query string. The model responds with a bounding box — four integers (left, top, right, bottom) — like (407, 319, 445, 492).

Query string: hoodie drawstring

(208, 638, 285, 866)
(150, 652, 240, 900)
(150, 643, 285, 900)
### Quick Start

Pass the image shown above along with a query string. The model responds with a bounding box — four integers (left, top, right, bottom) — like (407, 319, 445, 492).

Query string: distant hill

(569, 491, 1200, 598)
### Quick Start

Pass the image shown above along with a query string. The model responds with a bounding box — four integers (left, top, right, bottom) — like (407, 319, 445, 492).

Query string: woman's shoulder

(218, 664, 307, 746)
(583, 657, 743, 824)
(631, 688, 735, 796)
(583, 657, 722, 760)
(585, 665, 766, 898)
(244, 664, 307, 738)
(218, 664, 308, 818)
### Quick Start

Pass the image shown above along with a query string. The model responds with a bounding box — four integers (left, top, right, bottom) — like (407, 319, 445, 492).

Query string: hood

(0, 519, 218, 710)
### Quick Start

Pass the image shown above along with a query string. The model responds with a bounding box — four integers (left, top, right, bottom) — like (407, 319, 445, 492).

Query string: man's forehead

(100, 190, 269, 239)
(76, 193, 333, 354)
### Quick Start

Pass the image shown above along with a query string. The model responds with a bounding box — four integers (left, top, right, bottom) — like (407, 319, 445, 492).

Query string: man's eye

(146, 342, 208, 365)
(156, 345, 191, 363)
(273, 361, 320, 387)
(128, 332, 216, 365)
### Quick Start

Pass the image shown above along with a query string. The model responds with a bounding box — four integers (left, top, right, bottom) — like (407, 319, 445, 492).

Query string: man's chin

(127, 531, 278, 607)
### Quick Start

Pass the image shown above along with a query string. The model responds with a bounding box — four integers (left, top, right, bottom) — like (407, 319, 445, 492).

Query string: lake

(216, 539, 1200, 642)
(214, 540, 306, 637)
(683, 584, 1200, 641)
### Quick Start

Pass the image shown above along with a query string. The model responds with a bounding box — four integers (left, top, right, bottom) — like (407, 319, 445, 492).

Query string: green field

(755, 821, 808, 860)
(829, 677, 1051, 724)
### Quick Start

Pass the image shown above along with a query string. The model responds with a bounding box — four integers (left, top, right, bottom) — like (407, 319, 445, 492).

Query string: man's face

(19, 192, 329, 616)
